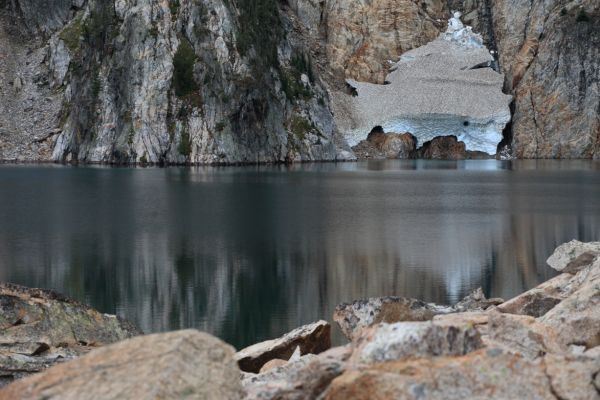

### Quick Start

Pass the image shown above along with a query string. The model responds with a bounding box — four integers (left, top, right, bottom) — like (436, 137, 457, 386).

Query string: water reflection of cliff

(0, 161, 598, 348)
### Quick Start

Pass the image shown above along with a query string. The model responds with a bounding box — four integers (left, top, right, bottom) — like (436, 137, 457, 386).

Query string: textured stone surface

(539, 257, 600, 347)
(414, 135, 468, 160)
(547, 240, 600, 273)
(0, 0, 349, 164)
(484, 312, 565, 359)
(334, 287, 500, 340)
(544, 354, 600, 400)
(351, 128, 416, 159)
(494, 0, 600, 159)
(242, 346, 350, 400)
(350, 321, 483, 364)
(496, 273, 572, 317)
(0, 329, 243, 400)
(0, 282, 140, 386)
(324, 0, 446, 84)
(235, 320, 331, 373)
(324, 350, 559, 400)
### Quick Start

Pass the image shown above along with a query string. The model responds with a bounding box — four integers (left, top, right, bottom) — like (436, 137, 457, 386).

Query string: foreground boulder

(334, 287, 502, 340)
(0, 283, 140, 385)
(350, 321, 483, 364)
(235, 320, 331, 373)
(242, 346, 351, 400)
(539, 257, 600, 348)
(0, 330, 243, 400)
(324, 349, 600, 400)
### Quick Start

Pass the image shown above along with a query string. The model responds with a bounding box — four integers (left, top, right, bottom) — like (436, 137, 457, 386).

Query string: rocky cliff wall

(0, 0, 598, 162)
(0, 0, 352, 164)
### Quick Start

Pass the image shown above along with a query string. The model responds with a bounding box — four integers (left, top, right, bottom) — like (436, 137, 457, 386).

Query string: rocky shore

(1, 240, 599, 399)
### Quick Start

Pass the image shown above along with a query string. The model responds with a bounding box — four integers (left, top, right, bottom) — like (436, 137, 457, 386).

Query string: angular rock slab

(496, 273, 572, 317)
(324, 350, 584, 400)
(539, 257, 600, 347)
(0, 283, 140, 385)
(242, 346, 351, 400)
(350, 321, 483, 364)
(546, 240, 600, 273)
(235, 320, 331, 373)
(0, 330, 243, 400)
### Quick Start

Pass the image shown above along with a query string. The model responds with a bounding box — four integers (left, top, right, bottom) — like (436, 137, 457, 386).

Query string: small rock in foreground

(235, 320, 331, 373)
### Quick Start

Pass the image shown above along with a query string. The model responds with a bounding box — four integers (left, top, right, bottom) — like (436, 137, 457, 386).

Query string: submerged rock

(340, 12, 512, 155)
(0, 330, 243, 400)
(235, 320, 331, 373)
(0, 283, 140, 386)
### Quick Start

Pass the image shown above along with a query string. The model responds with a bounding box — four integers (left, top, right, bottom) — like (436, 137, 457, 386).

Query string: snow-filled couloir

(338, 12, 512, 155)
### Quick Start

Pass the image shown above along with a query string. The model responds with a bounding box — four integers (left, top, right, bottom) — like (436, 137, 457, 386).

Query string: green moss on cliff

(173, 39, 199, 98)
(178, 126, 192, 157)
(235, 0, 282, 68)
(59, 14, 84, 53)
(289, 115, 313, 141)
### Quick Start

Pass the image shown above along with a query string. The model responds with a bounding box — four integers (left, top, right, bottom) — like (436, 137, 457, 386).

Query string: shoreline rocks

(0, 283, 140, 386)
(1, 240, 600, 399)
(0, 330, 243, 400)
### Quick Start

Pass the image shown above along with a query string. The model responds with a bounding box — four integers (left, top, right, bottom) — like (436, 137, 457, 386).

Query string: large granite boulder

(0, 330, 243, 400)
(235, 320, 331, 373)
(0, 283, 140, 386)
(323, 349, 600, 400)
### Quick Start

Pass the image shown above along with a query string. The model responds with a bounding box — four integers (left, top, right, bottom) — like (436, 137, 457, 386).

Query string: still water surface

(0, 160, 599, 348)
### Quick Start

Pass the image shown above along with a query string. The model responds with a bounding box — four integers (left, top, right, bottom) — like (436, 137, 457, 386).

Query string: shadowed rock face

(0, 330, 244, 400)
(235, 320, 331, 373)
(0, 282, 140, 386)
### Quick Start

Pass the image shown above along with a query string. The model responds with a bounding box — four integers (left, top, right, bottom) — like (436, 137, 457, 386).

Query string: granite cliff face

(453, 0, 599, 159)
(0, 0, 351, 164)
(0, 0, 598, 162)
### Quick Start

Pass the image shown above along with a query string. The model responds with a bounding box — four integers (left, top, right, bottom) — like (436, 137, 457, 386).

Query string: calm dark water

(0, 160, 599, 348)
